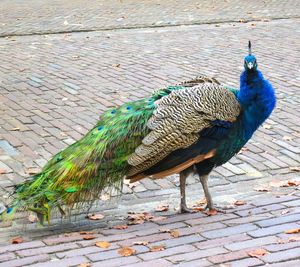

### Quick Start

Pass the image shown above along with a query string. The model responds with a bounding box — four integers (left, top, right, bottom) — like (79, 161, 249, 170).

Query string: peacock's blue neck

(237, 69, 276, 138)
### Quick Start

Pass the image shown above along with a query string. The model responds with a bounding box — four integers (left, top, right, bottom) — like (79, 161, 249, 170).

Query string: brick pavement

(0, 0, 300, 266)
(0, 194, 300, 266)
(1, 0, 300, 37)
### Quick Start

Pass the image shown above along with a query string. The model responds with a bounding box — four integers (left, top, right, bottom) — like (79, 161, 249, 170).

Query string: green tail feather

(8, 86, 184, 223)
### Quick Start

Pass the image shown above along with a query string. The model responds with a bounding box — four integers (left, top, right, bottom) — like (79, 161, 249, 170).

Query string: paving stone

(92, 256, 141, 267)
(201, 223, 258, 239)
(225, 236, 278, 251)
(139, 244, 196, 261)
(16, 243, 79, 257)
(0, 254, 50, 267)
(227, 257, 264, 267)
(26, 256, 88, 267)
(248, 223, 300, 238)
(262, 247, 300, 263)
(124, 258, 173, 267)
(166, 247, 227, 263)
(256, 212, 300, 227)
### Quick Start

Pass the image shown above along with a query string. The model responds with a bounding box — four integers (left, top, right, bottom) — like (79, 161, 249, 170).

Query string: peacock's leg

(179, 167, 194, 213)
(199, 174, 213, 210)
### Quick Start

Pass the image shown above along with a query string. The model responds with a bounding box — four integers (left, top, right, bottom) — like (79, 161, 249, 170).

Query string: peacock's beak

(247, 62, 254, 69)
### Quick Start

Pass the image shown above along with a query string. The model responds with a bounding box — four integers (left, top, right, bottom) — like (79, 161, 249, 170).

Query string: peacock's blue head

(244, 41, 257, 71)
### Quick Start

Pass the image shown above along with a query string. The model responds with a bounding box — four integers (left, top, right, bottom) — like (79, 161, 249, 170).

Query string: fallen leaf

(248, 248, 268, 257)
(263, 124, 272, 129)
(95, 241, 111, 249)
(288, 236, 300, 242)
(192, 207, 204, 212)
(112, 225, 128, 230)
(289, 167, 300, 172)
(79, 231, 95, 235)
(254, 187, 270, 192)
(77, 264, 90, 267)
(195, 198, 207, 206)
(77, 263, 91, 267)
(83, 235, 96, 240)
(234, 200, 246, 206)
(0, 169, 7, 174)
(170, 230, 180, 238)
(133, 241, 149, 245)
(118, 246, 136, 257)
(284, 228, 300, 234)
(206, 209, 218, 216)
(155, 204, 169, 212)
(88, 213, 104, 220)
(149, 244, 166, 252)
(287, 180, 300, 186)
(28, 214, 38, 223)
(11, 237, 23, 244)
(127, 212, 154, 224)
(159, 228, 171, 233)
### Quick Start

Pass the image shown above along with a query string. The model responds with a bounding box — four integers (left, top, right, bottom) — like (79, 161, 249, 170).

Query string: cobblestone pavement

(1, 0, 300, 266)
(1, 0, 300, 37)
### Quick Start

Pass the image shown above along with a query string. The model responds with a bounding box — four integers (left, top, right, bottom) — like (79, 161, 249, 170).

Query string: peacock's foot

(180, 204, 195, 214)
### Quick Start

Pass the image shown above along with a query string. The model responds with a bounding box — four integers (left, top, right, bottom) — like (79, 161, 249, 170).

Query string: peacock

(2, 42, 276, 223)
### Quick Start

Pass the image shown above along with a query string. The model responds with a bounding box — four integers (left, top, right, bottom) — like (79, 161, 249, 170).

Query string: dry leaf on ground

(133, 241, 149, 245)
(149, 244, 166, 252)
(82, 235, 96, 240)
(11, 237, 23, 244)
(284, 228, 300, 234)
(288, 236, 300, 242)
(192, 207, 204, 212)
(112, 224, 128, 230)
(263, 124, 272, 129)
(206, 209, 218, 216)
(118, 246, 136, 256)
(95, 241, 111, 249)
(234, 200, 247, 206)
(155, 204, 169, 212)
(248, 248, 268, 257)
(78, 263, 91, 267)
(0, 169, 8, 174)
(79, 231, 95, 235)
(195, 198, 207, 206)
(287, 180, 300, 186)
(254, 186, 270, 192)
(88, 213, 104, 220)
(170, 230, 180, 238)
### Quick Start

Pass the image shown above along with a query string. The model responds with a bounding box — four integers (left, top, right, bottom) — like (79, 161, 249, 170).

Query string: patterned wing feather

(127, 84, 240, 177)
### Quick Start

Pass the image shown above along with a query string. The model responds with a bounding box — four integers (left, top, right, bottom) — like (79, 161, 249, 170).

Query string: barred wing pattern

(127, 84, 241, 177)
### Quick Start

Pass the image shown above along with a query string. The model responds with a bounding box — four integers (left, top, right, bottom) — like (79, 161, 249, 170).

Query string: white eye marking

(248, 62, 254, 69)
